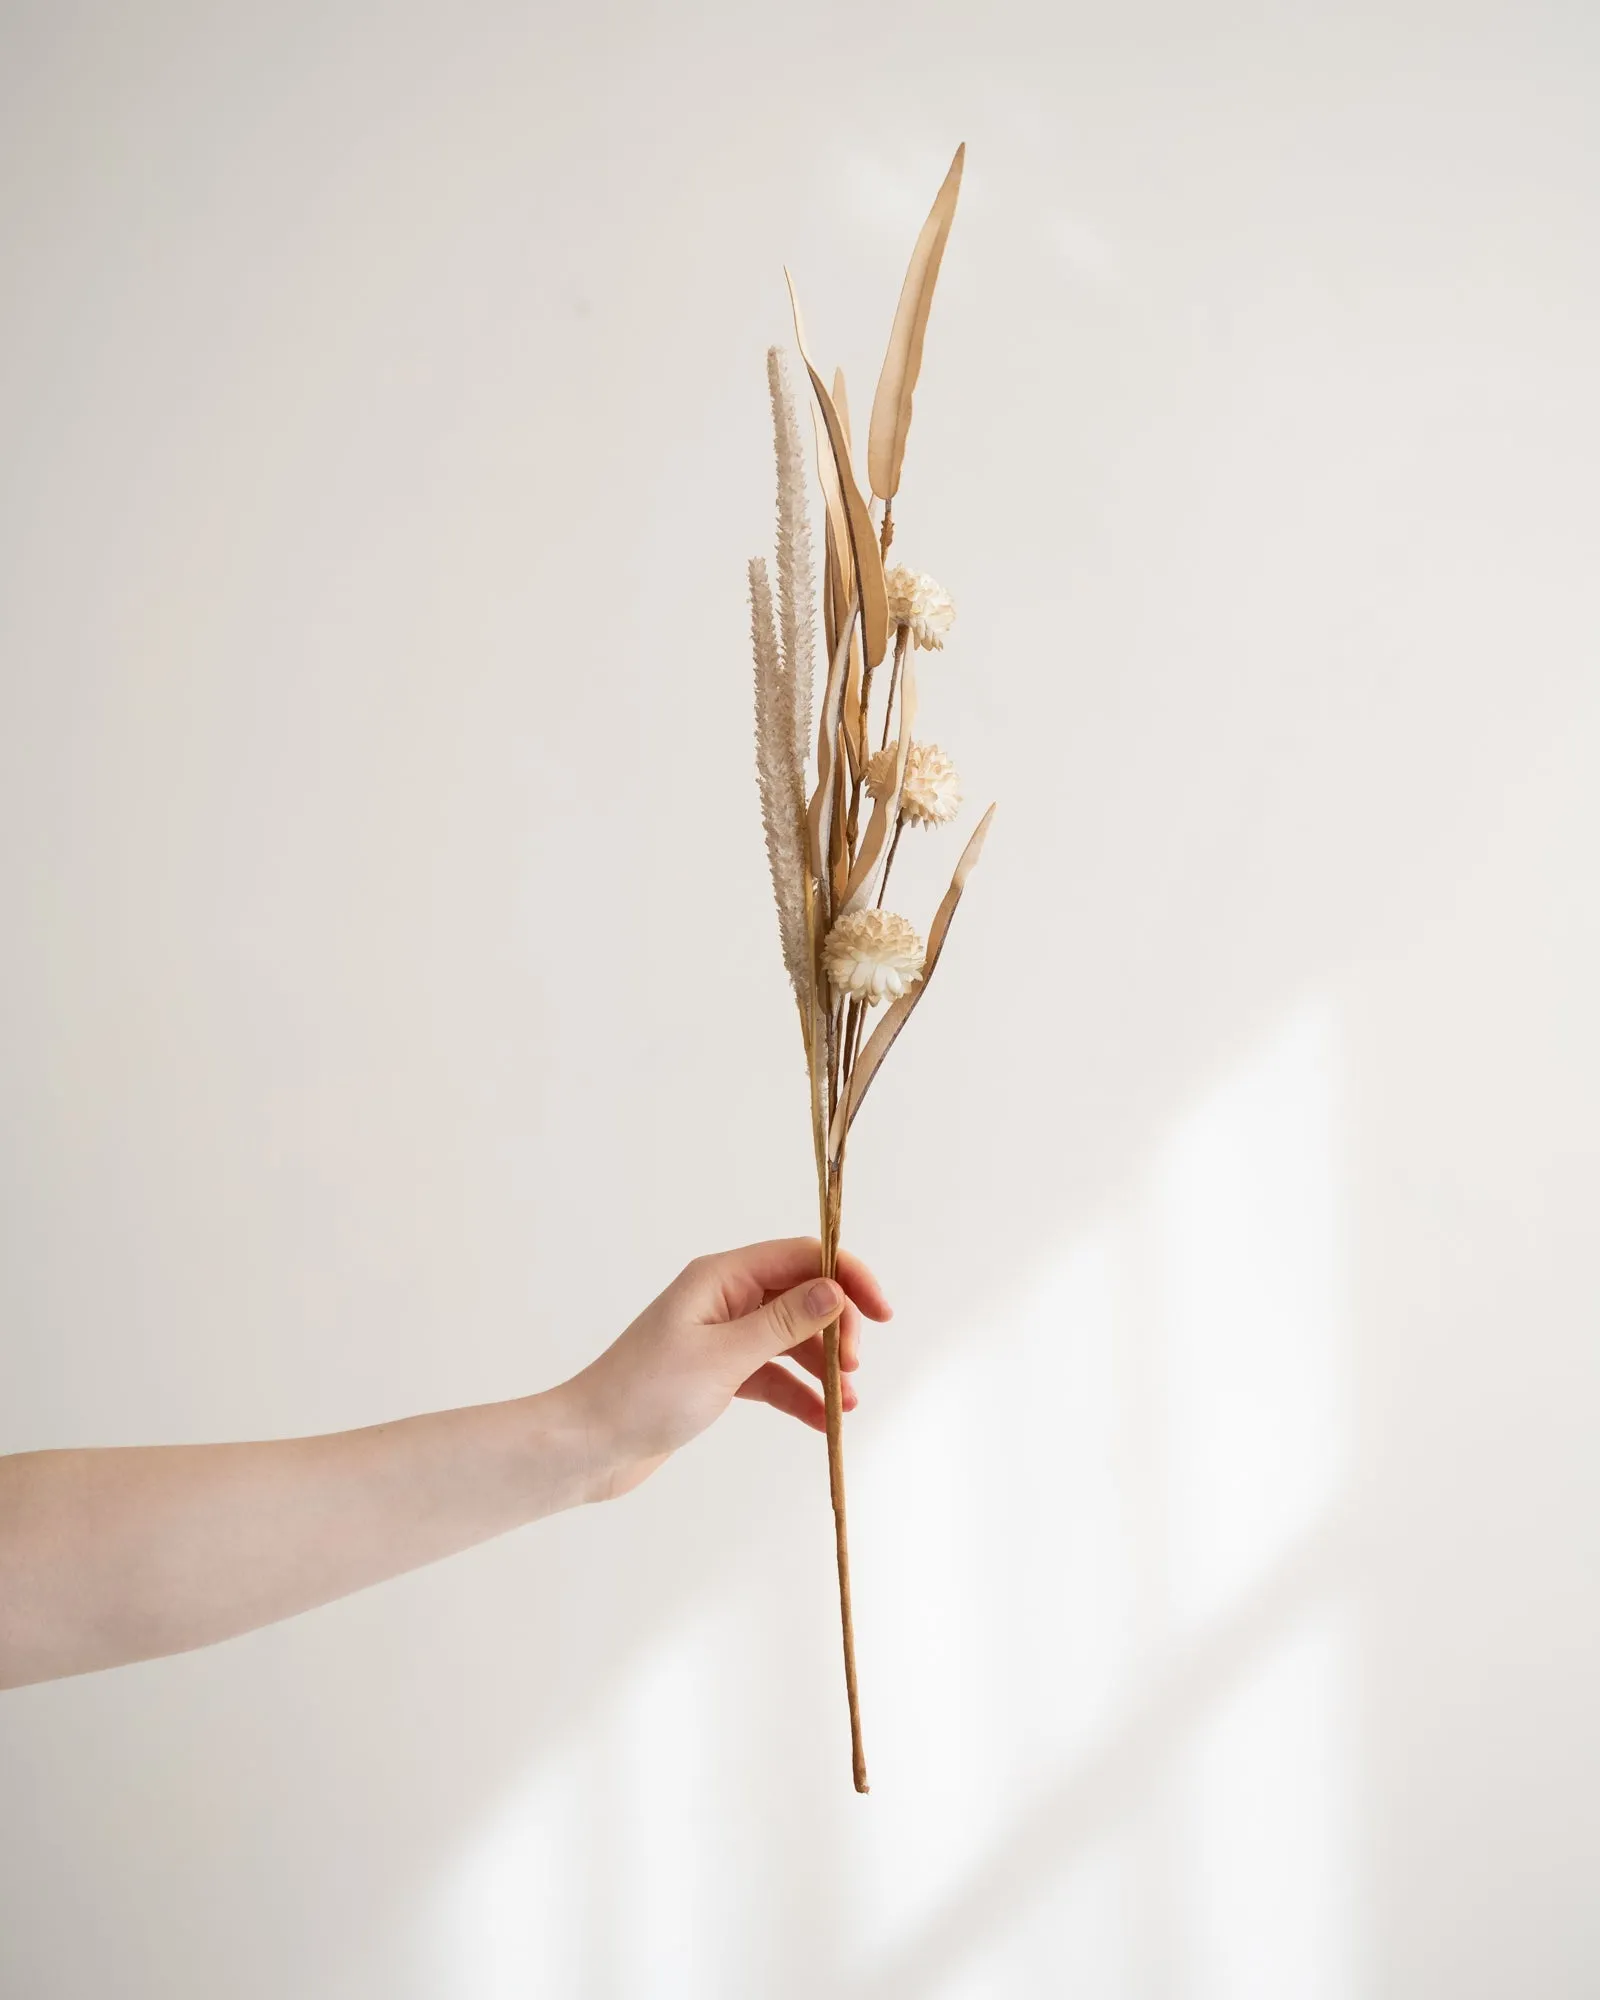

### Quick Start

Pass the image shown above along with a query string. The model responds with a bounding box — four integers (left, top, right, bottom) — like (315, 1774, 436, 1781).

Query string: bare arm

(0, 1239, 891, 1690)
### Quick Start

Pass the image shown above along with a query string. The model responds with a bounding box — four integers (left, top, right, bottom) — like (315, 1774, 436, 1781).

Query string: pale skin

(0, 1238, 891, 1692)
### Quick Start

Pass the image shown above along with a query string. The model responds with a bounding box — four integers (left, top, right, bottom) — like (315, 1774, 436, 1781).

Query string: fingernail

(806, 1279, 840, 1317)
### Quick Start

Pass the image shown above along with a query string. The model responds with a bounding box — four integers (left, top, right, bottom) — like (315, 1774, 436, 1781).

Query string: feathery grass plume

(749, 556, 809, 996)
(766, 347, 816, 776)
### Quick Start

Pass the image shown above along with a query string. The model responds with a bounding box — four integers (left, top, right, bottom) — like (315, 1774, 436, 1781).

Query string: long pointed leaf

(786, 271, 890, 668)
(812, 398, 855, 606)
(806, 605, 859, 928)
(833, 365, 852, 453)
(829, 802, 995, 1157)
(867, 144, 966, 503)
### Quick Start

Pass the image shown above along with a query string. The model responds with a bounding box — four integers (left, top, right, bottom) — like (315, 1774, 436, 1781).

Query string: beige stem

(879, 626, 910, 753)
(820, 1163, 867, 1793)
(873, 817, 906, 911)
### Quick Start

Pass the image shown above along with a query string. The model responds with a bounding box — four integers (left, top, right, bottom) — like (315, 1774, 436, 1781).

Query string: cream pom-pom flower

(884, 566, 955, 650)
(865, 740, 963, 826)
(822, 908, 925, 1006)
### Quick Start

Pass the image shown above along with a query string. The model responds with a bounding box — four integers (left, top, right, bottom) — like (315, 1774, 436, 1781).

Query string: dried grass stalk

(766, 349, 815, 777)
(749, 556, 809, 997)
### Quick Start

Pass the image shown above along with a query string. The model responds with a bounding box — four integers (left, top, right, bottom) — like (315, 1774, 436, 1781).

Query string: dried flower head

(823, 908, 925, 1005)
(866, 740, 963, 826)
(884, 566, 955, 650)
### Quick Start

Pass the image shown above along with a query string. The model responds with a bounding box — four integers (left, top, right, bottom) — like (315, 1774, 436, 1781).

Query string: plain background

(3, 2, 1598, 1994)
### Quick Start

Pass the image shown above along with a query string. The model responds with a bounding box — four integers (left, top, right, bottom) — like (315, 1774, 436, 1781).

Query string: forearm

(0, 1385, 603, 1689)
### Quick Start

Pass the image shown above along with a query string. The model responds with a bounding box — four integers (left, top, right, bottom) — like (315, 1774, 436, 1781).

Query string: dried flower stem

(874, 818, 907, 910)
(879, 625, 910, 752)
(749, 146, 983, 1794)
(818, 1159, 867, 1791)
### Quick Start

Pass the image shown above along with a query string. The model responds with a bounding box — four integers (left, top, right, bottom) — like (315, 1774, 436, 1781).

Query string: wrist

(524, 1375, 626, 1508)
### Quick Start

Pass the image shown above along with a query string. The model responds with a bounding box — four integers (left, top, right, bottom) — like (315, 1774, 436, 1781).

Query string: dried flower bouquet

(748, 144, 994, 1793)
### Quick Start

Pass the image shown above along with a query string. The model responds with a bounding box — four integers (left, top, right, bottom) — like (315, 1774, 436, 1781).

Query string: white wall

(2, 3, 1597, 1995)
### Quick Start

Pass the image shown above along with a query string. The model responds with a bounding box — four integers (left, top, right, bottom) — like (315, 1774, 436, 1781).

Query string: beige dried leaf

(813, 400, 855, 609)
(841, 630, 864, 786)
(832, 365, 852, 452)
(785, 269, 890, 669)
(806, 607, 858, 932)
(839, 651, 919, 912)
(829, 802, 996, 1157)
(867, 144, 965, 503)
(821, 513, 844, 659)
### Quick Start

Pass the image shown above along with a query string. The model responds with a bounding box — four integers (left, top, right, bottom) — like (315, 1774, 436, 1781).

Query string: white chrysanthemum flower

(865, 741, 963, 826)
(884, 566, 956, 650)
(822, 908, 925, 1006)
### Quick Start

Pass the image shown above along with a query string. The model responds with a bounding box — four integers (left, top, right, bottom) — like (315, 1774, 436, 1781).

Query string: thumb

(731, 1277, 844, 1366)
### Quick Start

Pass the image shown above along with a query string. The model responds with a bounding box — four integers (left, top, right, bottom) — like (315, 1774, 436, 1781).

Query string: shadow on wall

(426, 1004, 1361, 1998)
(413, 685, 1600, 1999)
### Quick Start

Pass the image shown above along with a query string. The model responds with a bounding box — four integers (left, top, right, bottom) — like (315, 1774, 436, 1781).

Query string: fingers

(722, 1275, 858, 1374)
(736, 1361, 858, 1432)
(787, 1307, 862, 1386)
(690, 1238, 893, 1326)
(833, 1246, 894, 1325)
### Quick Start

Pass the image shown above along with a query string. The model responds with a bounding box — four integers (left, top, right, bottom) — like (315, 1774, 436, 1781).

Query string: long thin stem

(874, 818, 906, 910)
(820, 1153, 867, 1792)
(880, 626, 909, 753)
(800, 880, 826, 1192)
(826, 993, 841, 1135)
(840, 996, 864, 1097)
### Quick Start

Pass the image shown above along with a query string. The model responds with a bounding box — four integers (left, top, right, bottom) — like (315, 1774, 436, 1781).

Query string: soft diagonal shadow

(848, 1518, 1347, 2000)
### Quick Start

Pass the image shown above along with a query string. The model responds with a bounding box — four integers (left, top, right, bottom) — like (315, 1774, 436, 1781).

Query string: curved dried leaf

(828, 801, 996, 1158)
(841, 629, 864, 784)
(839, 652, 918, 912)
(812, 400, 854, 606)
(833, 366, 852, 453)
(806, 606, 859, 926)
(867, 144, 966, 503)
(821, 514, 843, 658)
(785, 270, 890, 668)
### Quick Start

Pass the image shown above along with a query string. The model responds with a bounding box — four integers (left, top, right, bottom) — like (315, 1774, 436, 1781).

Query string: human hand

(559, 1238, 893, 1501)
